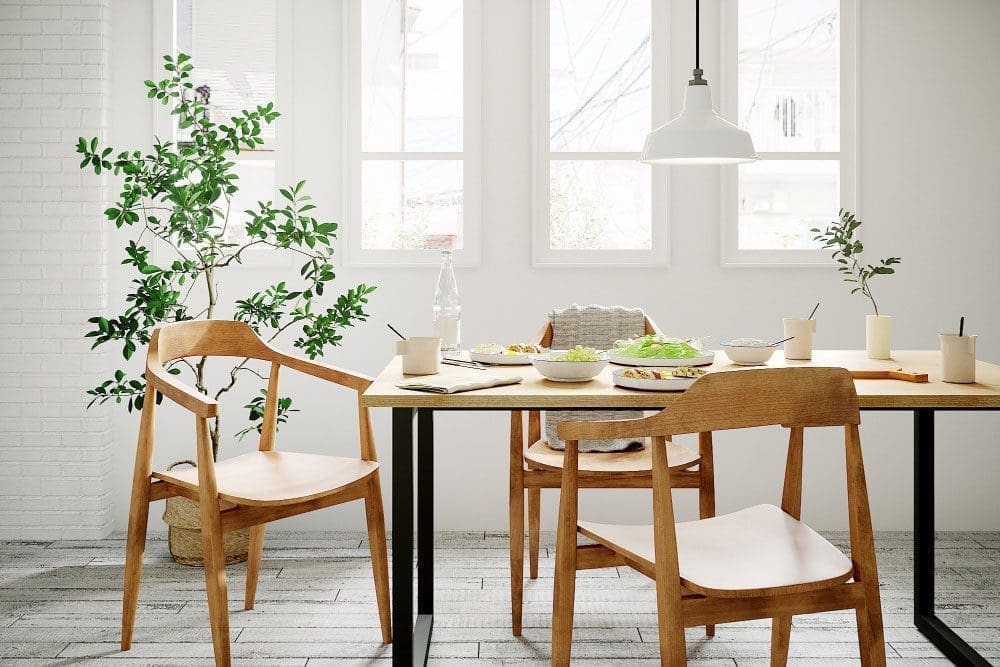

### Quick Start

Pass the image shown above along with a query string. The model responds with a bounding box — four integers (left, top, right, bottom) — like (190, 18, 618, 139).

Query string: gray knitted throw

(545, 304, 646, 452)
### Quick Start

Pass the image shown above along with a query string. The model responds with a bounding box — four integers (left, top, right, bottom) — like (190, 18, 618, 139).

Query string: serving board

(849, 369, 928, 383)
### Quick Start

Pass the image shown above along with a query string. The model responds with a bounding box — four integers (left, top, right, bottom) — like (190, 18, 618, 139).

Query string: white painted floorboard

(0, 531, 997, 665)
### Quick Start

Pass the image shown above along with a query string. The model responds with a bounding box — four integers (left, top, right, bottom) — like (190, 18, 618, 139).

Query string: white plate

(612, 368, 700, 392)
(609, 350, 715, 367)
(469, 350, 536, 366)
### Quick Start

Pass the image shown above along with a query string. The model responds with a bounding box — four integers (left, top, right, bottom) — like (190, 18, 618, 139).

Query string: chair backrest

(557, 367, 860, 442)
(150, 319, 276, 365)
(539, 305, 659, 452)
(538, 305, 659, 349)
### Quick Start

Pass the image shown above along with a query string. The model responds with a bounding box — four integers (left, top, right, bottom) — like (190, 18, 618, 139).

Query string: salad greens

(612, 335, 703, 359)
(550, 345, 602, 362)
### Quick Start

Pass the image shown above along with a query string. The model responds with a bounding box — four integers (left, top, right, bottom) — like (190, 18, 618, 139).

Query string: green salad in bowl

(612, 335, 704, 359)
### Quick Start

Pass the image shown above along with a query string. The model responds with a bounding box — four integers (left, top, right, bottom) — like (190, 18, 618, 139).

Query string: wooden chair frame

(550, 367, 886, 666)
(121, 320, 391, 666)
(508, 316, 717, 636)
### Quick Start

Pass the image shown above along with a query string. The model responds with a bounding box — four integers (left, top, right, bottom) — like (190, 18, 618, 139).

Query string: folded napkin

(396, 374, 522, 394)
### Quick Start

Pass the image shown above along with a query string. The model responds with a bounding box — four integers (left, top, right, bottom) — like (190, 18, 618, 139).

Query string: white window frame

(151, 0, 293, 267)
(342, 0, 483, 267)
(531, 0, 670, 267)
(719, 0, 857, 267)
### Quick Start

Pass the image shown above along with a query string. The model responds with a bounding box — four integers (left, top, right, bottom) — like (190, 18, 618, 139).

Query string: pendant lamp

(641, 0, 757, 165)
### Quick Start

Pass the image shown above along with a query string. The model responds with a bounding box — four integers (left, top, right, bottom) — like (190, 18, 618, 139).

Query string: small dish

(530, 351, 609, 382)
(609, 350, 715, 367)
(721, 340, 776, 366)
(470, 343, 545, 366)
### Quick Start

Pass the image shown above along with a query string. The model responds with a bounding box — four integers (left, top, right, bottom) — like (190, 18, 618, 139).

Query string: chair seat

(524, 439, 699, 475)
(578, 504, 853, 598)
(152, 451, 379, 507)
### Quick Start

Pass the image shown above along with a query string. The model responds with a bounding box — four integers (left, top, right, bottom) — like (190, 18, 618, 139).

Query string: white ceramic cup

(396, 337, 442, 375)
(940, 334, 976, 383)
(783, 318, 816, 360)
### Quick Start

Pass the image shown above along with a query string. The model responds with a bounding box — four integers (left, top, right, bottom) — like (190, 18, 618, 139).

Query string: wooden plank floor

(1, 531, 997, 665)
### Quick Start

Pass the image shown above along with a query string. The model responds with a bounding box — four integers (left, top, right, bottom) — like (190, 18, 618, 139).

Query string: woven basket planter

(162, 460, 249, 566)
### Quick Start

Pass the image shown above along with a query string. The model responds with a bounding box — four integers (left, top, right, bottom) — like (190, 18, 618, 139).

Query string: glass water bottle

(433, 250, 461, 352)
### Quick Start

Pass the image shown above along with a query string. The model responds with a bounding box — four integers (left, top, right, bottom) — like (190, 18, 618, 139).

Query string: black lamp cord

(690, 0, 706, 85)
(695, 0, 700, 70)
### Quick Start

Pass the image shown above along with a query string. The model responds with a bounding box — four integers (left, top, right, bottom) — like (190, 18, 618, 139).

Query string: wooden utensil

(849, 369, 929, 383)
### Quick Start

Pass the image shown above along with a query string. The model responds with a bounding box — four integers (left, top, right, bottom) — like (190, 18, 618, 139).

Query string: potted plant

(78, 54, 376, 564)
(812, 210, 901, 359)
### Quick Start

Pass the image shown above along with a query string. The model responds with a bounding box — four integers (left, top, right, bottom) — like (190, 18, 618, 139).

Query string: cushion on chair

(546, 304, 647, 452)
(578, 504, 854, 598)
(152, 451, 378, 507)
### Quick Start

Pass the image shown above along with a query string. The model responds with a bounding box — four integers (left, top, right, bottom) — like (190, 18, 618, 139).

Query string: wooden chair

(120, 320, 391, 666)
(508, 316, 717, 636)
(549, 367, 885, 666)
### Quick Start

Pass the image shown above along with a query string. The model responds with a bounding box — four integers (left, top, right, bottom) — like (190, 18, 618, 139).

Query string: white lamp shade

(641, 84, 757, 165)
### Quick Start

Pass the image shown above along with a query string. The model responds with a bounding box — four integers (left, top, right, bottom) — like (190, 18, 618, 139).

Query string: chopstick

(442, 357, 488, 370)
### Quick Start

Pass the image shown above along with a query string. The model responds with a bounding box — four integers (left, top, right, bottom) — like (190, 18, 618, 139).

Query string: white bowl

(530, 352, 610, 382)
(721, 342, 776, 366)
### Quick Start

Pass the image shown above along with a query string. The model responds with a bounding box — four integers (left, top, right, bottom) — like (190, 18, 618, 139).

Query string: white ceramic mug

(396, 337, 442, 375)
(783, 318, 816, 360)
(940, 334, 976, 383)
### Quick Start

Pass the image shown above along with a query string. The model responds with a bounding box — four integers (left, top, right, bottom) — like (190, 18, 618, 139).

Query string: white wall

(95, 0, 1000, 536)
(0, 0, 113, 539)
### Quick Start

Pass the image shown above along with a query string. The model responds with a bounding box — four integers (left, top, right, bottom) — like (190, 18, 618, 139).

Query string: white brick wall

(0, 0, 112, 539)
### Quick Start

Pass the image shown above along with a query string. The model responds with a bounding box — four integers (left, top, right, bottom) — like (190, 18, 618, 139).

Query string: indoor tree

(79, 53, 376, 459)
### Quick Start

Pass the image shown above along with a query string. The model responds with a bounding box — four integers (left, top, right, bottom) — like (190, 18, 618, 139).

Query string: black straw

(959, 316, 965, 337)
(807, 302, 820, 320)
(387, 323, 406, 340)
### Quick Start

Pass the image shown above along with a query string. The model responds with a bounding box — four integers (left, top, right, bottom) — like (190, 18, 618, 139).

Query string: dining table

(361, 349, 1000, 667)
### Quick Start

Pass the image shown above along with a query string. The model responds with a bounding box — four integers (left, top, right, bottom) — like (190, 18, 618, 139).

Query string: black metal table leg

(414, 409, 434, 664)
(912, 408, 990, 666)
(391, 408, 414, 666)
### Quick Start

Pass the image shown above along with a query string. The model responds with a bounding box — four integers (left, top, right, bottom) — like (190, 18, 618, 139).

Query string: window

(531, 0, 669, 266)
(155, 0, 290, 253)
(343, 0, 482, 266)
(721, 0, 856, 265)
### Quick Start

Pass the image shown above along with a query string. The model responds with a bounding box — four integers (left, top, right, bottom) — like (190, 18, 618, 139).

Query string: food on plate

(622, 367, 707, 380)
(725, 337, 771, 347)
(612, 335, 704, 359)
(473, 342, 545, 355)
(549, 345, 602, 362)
(507, 343, 544, 354)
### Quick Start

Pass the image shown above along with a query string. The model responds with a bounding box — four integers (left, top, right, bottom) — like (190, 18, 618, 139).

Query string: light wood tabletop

(361, 350, 1000, 409)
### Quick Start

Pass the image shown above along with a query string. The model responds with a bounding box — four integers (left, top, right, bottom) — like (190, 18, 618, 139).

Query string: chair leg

(365, 476, 392, 644)
(855, 598, 886, 667)
(244, 525, 265, 611)
(698, 433, 717, 638)
(528, 486, 540, 580)
(120, 484, 150, 650)
(509, 411, 525, 636)
(200, 504, 232, 666)
(550, 469, 578, 664)
(770, 615, 792, 666)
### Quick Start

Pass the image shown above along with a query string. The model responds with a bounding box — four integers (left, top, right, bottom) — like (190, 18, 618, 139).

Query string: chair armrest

(147, 364, 219, 418)
(275, 352, 373, 392)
